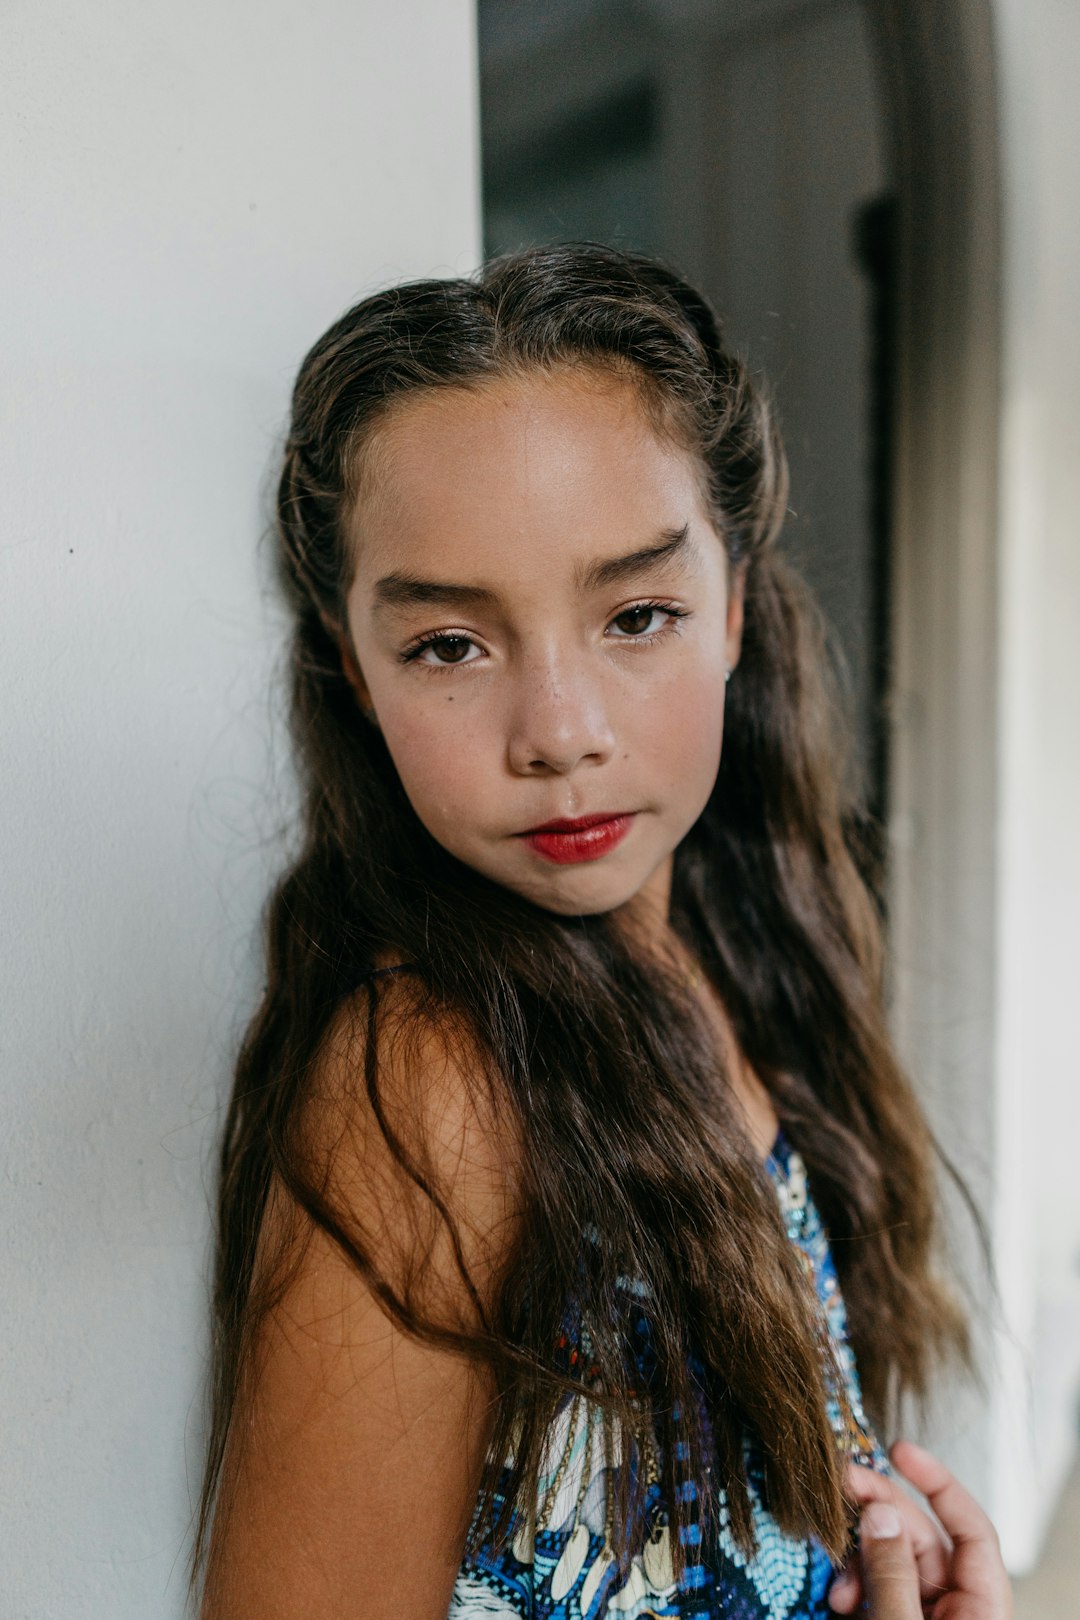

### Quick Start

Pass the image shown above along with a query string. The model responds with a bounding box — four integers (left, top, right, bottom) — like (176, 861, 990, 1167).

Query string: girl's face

(341, 366, 744, 920)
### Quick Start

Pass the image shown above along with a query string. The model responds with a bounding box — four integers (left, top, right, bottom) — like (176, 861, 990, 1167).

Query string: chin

(509, 868, 645, 918)
(534, 893, 622, 918)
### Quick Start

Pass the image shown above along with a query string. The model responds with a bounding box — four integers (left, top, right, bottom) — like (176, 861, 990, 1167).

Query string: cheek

(376, 699, 489, 832)
(634, 660, 727, 779)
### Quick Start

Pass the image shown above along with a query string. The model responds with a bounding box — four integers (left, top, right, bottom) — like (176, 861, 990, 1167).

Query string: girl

(191, 242, 1011, 1619)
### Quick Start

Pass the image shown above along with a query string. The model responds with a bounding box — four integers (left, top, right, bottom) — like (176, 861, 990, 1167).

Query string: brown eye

(401, 630, 485, 669)
(612, 605, 661, 636)
(428, 636, 472, 663)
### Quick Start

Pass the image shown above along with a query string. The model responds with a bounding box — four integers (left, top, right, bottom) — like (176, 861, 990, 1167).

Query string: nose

(505, 653, 616, 776)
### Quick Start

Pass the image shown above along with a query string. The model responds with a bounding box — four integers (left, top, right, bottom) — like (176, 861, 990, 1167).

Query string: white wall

(991, 0, 1080, 1573)
(0, 5, 481, 1616)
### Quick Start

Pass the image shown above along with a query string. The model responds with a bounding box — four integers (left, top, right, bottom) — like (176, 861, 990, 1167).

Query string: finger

(843, 1461, 951, 1605)
(887, 1441, 1007, 1605)
(858, 1500, 922, 1619)
(826, 1560, 861, 1613)
(887, 1442, 994, 1546)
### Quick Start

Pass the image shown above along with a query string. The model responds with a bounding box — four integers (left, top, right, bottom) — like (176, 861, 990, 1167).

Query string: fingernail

(861, 1502, 902, 1540)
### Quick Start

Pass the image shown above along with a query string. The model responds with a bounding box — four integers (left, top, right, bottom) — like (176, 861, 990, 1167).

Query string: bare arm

(199, 983, 524, 1619)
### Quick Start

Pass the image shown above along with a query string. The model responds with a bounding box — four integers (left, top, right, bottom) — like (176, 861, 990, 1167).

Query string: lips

(519, 812, 636, 865)
(524, 812, 631, 834)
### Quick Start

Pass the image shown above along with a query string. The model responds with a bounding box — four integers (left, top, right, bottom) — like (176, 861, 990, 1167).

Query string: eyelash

(398, 600, 691, 671)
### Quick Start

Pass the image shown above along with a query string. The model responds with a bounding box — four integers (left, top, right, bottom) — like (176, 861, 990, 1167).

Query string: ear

(725, 559, 748, 674)
(321, 612, 376, 717)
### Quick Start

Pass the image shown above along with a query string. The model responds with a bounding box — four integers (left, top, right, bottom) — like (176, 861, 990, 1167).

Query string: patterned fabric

(448, 1126, 892, 1619)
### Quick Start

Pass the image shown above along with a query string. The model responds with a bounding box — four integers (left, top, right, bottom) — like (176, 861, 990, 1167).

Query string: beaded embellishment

(448, 1128, 891, 1618)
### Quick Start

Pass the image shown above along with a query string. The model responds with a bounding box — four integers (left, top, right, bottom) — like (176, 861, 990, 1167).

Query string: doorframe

(869, 0, 1006, 1513)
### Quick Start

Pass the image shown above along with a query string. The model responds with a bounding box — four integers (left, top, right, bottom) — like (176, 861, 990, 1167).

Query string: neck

(628, 851, 673, 928)
(611, 852, 685, 968)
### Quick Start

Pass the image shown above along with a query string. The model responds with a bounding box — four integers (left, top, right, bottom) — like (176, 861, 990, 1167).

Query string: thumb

(858, 1500, 922, 1619)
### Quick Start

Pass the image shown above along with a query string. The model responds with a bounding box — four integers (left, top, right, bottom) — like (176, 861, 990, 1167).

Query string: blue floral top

(447, 1125, 892, 1619)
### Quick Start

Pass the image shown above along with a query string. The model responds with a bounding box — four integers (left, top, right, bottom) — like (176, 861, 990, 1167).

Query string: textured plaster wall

(0, 4, 481, 1615)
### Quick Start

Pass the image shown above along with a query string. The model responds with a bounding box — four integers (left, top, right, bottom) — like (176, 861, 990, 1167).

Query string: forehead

(346, 366, 711, 584)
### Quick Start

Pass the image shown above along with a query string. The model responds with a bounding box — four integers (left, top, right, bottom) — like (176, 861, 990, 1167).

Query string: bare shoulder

(200, 976, 526, 1620)
(295, 969, 526, 1326)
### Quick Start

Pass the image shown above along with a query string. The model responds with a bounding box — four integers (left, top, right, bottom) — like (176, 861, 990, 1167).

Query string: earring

(725, 667, 732, 683)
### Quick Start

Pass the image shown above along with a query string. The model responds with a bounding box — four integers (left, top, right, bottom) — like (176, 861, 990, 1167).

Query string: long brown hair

(191, 242, 981, 1600)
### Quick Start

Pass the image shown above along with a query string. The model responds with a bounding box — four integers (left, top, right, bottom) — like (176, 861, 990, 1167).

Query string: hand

(828, 1439, 1013, 1618)
(829, 1440, 950, 1615)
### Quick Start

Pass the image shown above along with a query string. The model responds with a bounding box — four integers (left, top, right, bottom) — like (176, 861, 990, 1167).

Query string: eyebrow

(578, 523, 693, 591)
(371, 523, 694, 615)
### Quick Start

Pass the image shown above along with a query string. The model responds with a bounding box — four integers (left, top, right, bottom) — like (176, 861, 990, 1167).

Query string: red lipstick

(520, 812, 636, 865)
